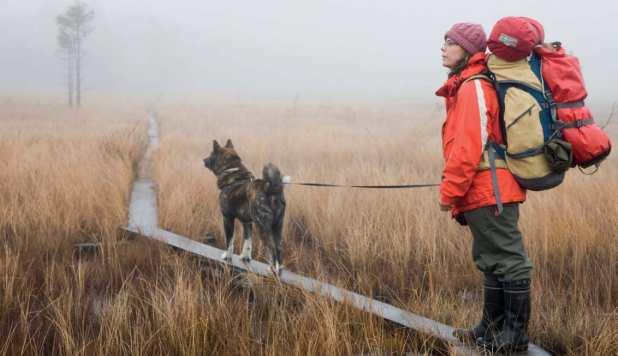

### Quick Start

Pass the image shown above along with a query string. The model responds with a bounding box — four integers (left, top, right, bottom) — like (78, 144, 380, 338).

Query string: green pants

(463, 204, 533, 282)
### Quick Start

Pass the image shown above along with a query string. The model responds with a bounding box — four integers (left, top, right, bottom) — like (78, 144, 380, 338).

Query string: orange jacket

(435, 52, 526, 217)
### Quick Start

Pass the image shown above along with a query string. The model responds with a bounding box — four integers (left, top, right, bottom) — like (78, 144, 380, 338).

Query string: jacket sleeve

(440, 80, 486, 206)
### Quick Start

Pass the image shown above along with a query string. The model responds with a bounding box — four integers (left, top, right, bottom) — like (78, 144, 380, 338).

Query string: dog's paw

(240, 245, 252, 262)
(221, 251, 232, 261)
(273, 262, 284, 276)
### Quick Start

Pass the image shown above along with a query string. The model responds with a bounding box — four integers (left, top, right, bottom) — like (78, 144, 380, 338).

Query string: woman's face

(441, 38, 467, 69)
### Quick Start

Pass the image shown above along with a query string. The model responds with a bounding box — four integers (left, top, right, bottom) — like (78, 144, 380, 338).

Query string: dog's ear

(213, 140, 221, 151)
(225, 139, 234, 149)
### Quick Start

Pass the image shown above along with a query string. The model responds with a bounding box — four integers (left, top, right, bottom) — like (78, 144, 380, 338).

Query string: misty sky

(1, 0, 617, 103)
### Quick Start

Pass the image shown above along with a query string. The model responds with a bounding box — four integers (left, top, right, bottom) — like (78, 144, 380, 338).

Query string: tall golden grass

(0, 95, 616, 355)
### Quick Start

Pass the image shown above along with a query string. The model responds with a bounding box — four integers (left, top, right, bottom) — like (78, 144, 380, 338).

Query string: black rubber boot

(478, 279, 531, 353)
(453, 275, 504, 343)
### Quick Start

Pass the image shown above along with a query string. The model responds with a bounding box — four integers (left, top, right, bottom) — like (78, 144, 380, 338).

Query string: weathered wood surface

(127, 113, 159, 236)
(124, 226, 549, 356)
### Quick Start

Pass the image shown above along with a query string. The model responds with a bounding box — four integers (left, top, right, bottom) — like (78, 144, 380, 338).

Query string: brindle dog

(203, 139, 286, 274)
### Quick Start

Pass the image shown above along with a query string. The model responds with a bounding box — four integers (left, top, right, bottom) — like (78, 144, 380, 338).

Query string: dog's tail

(262, 163, 284, 195)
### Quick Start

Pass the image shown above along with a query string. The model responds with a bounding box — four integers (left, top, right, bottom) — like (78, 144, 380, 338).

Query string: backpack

(534, 43, 612, 169)
(485, 52, 570, 192)
(487, 16, 611, 174)
(478, 17, 613, 215)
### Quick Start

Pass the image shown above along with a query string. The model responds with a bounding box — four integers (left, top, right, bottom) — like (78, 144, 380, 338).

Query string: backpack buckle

(575, 119, 588, 128)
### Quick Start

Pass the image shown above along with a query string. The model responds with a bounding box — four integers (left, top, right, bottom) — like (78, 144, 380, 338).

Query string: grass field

(0, 95, 616, 355)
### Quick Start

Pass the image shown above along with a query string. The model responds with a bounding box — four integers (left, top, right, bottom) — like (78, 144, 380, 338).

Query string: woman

(435, 23, 533, 353)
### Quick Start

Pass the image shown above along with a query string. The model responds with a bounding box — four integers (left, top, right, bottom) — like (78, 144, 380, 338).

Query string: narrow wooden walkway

(127, 113, 159, 235)
(125, 113, 550, 356)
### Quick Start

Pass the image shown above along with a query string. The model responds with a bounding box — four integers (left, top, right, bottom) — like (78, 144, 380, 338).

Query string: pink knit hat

(445, 23, 487, 54)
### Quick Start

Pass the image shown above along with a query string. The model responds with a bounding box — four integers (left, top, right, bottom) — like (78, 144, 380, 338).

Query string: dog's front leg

(272, 218, 284, 275)
(240, 222, 253, 262)
(221, 215, 235, 261)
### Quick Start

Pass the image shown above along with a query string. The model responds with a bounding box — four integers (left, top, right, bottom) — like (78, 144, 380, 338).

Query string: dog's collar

(222, 167, 240, 174)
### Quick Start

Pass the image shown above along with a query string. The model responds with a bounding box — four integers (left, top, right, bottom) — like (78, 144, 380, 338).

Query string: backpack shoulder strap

(462, 74, 494, 85)
(467, 72, 505, 215)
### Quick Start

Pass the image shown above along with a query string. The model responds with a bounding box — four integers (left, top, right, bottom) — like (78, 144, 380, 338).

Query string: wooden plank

(123, 227, 550, 356)
(127, 113, 159, 236)
(127, 178, 158, 236)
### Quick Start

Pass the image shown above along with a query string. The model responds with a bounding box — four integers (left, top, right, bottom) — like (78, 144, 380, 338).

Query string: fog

(1, 0, 617, 103)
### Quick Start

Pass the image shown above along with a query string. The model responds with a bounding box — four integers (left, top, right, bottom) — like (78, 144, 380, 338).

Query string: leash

(283, 181, 440, 189)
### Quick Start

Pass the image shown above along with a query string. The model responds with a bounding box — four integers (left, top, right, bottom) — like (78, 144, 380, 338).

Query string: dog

(203, 139, 286, 274)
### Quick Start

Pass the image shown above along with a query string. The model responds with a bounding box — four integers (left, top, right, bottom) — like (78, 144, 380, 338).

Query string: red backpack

(535, 43, 611, 168)
(489, 17, 612, 170)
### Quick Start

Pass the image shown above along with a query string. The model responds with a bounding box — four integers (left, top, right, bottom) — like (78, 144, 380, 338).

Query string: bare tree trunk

(67, 56, 74, 107)
(57, 2, 93, 109)
(76, 60, 81, 108)
(76, 36, 81, 108)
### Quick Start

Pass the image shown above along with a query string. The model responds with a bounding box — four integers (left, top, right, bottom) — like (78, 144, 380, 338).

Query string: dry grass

(0, 94, 616, 355)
